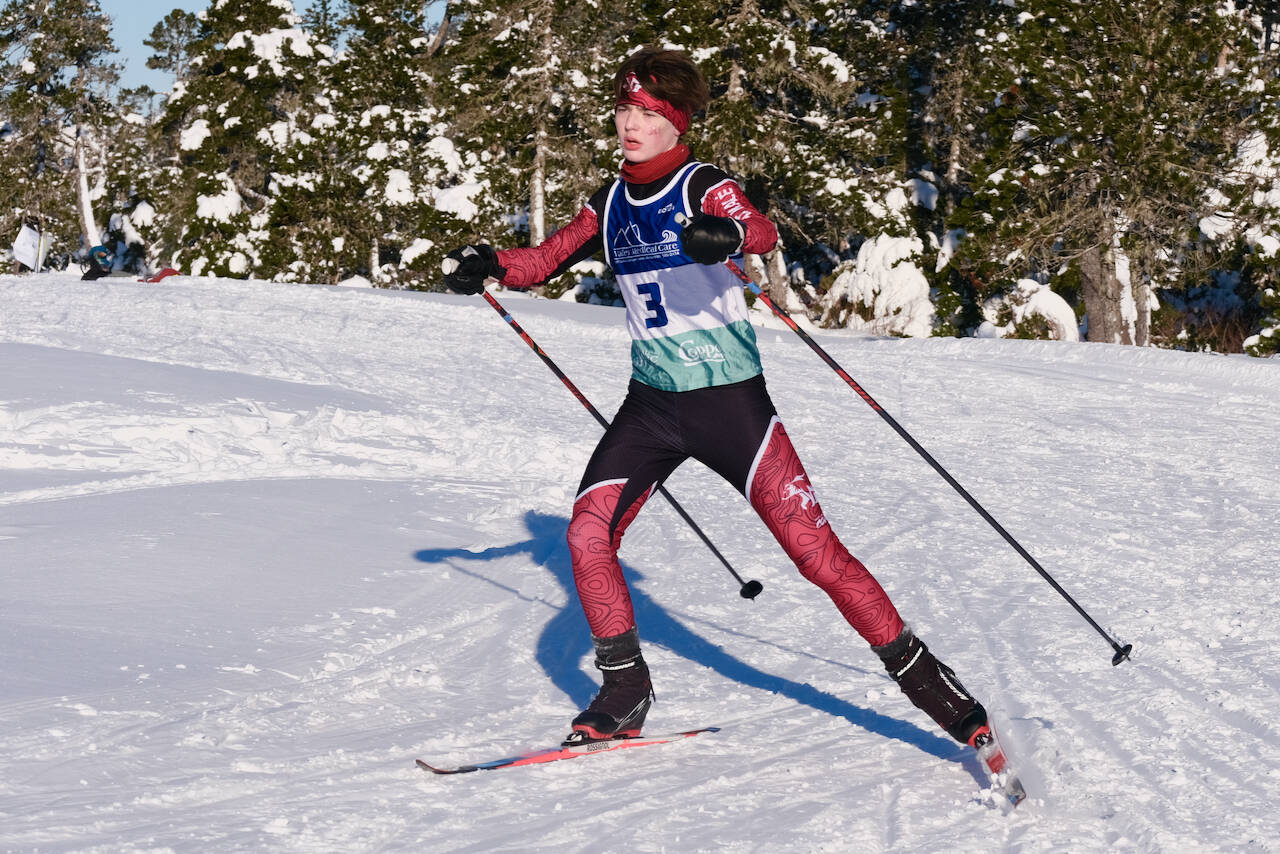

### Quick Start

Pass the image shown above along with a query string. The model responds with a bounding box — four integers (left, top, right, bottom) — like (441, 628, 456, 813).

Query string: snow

(130, 200, 156, 228)
(823, 235, 935, 338)
(226, 28, 316, 75)
(179, 118, 211, 151)
(981, 279, 1081, 342)
(385, 169, 414, 205)
(810, 46, 851, 84)
(400, 237, 435, 266)
(2, 272, 1279, 851)
(195, 173, 244, 222)
(434, 182, 484, 222)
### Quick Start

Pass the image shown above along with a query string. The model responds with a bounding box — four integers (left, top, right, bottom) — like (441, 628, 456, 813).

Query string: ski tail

(971, 723, 1028, 807)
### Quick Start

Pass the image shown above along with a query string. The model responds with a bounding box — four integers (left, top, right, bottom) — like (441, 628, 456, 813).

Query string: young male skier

(443, 47, 993, 752)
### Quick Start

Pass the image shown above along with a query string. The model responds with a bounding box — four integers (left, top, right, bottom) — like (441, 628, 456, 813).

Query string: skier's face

(615, 103, 680, 163)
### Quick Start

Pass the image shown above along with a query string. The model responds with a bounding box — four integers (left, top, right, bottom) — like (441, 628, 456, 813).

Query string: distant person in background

(81, 245, 113, 281)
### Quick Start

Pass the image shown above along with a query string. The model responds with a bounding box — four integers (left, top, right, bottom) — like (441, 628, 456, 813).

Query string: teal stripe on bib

(630, 320, 763, 391)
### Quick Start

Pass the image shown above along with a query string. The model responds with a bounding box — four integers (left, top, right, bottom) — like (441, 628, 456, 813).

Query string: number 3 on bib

(635, 281, 669, 329)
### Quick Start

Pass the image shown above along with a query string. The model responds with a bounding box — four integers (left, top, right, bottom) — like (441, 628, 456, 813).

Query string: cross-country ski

(417, 727, 719, 774)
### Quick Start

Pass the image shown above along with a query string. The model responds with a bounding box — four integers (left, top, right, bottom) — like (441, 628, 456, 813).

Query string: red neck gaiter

(620, 144, 691, 185)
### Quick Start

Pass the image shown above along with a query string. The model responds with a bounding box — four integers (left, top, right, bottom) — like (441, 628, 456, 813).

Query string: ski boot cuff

(591, 627, 643, 669)
(871, 626, 916, 668)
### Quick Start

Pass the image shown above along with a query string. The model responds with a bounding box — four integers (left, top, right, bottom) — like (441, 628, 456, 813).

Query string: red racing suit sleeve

(496, 204, 601, 288)
(699, 176, 779, 256)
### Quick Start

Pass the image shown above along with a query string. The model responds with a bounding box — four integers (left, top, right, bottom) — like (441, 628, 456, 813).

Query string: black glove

(679, 214, 744, 265)
(442, 244, 503, 294)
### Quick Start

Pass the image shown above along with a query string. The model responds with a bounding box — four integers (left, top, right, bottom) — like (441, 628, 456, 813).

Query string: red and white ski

(416, 727, 719, 775)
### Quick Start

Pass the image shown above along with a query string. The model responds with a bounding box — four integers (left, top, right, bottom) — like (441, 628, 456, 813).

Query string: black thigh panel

(577, 374, 778, 507)
(673, 374, 778, 494)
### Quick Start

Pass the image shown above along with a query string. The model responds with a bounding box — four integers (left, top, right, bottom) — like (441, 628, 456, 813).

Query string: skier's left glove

(442, 244, 504, 294)
(679, 214, 744, 265)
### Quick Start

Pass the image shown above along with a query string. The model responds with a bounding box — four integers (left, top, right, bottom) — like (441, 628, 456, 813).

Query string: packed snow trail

(1, 273, 1278, 852)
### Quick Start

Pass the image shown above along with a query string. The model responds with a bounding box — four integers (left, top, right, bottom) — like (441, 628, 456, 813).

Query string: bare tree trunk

(528, 18, 552, 247)
(1080, 241, 1131, 344)
(426, 5, 449, 57)
(944, 70, 966, 218)
(530, 115, 547, 246)
(74, 132, 99, 246)
(766, 242, 790, 308)
(369, 236, 379, 282)
(1133, 270, 1151, 347)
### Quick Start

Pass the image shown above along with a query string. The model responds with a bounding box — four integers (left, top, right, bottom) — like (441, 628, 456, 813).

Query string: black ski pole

(478, 289, 764, 600)
(716, 254, 1131, 664)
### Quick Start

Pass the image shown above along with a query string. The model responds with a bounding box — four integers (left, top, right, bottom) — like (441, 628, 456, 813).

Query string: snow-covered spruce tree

(266, 0, 471, 287)
(154, 0, 328, 278)
(430, 0, 620, 296)
(639, 0, 871, 308)
(946, 0, 1279, 349)
(96, 85, 163, 274)
(1245, 284, 1280, 356)
(0, 0, 118, 264)
(865, 0, 1038, 338)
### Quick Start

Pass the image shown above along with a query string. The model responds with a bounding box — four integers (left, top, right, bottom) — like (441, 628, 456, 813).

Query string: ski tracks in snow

(2, 274, 1279, 852)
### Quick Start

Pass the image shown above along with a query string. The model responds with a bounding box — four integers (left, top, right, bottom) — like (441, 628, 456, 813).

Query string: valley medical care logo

(613, 223, 680, 264)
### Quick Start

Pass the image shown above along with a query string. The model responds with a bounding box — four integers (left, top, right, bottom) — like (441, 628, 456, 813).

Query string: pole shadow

(414, 509, 960, 763)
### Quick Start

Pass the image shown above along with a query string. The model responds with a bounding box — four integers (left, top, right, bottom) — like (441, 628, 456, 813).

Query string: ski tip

(416, 758, 477, 775)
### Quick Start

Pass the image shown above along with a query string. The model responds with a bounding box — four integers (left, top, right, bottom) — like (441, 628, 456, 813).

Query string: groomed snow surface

(2, 272, 1278, 852)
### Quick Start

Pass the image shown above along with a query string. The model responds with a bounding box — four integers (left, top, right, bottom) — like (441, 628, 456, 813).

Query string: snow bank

(820, 234, 935, 337)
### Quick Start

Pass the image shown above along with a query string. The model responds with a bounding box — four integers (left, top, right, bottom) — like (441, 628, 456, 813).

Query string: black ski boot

(873, 627, 989, 746)
(565, 628, 654, 745)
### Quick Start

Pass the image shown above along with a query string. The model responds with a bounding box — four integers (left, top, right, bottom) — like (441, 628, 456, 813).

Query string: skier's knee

(566, 507, 612, 558)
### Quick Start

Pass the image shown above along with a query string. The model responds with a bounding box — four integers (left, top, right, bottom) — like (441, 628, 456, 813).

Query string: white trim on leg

(574, 478, 629, 504)
(743, 415, 781, 504)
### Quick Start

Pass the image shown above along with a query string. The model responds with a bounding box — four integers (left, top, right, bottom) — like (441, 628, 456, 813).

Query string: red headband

(618, 71, 692, 134)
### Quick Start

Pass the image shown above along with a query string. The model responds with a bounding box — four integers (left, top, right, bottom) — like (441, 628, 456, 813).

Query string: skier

(442, 46, 993, 751)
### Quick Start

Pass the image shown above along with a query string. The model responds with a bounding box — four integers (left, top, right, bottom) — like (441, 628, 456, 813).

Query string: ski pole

(478, 289, 764, 600)
(717, 255, 1131, 664)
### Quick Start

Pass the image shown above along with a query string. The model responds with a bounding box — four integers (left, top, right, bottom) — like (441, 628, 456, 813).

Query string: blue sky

(101, 0, 204, 91)
(101, 0, 314, 92)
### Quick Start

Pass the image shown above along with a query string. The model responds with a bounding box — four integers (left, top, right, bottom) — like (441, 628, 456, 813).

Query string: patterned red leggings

(566, 377, 904, 645)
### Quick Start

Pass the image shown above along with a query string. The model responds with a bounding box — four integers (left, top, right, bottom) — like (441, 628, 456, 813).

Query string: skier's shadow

(414, 509, 959, 763)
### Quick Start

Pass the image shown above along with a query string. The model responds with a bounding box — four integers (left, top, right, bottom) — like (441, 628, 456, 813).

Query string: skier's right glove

(442, 244, 503, 294)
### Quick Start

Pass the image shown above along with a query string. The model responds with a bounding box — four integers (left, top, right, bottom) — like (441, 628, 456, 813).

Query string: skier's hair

(614, 47, 711, 119)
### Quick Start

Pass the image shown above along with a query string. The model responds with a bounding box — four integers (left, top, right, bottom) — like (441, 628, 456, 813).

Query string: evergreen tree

(144, 9, 199, 81)
(431, 0, 619, 293)
(268, 0, 468, 286)
(1245, 284, 1280, 356)
(98, 85, 162, 273)
(154, 0, 328, 278)
(947, 0, 1279, 347)
(300, 0, 341, 51)
(654, 0, 872, 301)
(0, 0, 118, 259)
